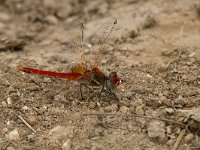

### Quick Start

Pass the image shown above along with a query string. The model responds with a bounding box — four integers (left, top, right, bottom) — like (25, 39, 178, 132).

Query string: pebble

(22, 106, 30, 111)
(89, 102, 96, 109)
(135, 105, 144, 115)
(169, 133, 176, 139)
(84, 48, 90, 54)
(2, 101, 7, 107)
(6, 97, 12, 106)
(2, 128, 8, 134)
(26, 115, 37, 126)
(27, 134, 36, 142)
(174, 97, 187, 105)
(119, 106, 129, 113)
(165, 108, 174, 114)
(5, 129, 20, 141)
(110, 104, 118, 112)
(6, 147, 15, 150)
(166, 126, 172, 135)
(184, 133, 194, 143)
(138, 118, 146, 129)
(62, 140, 72, 150)
(57, 7, 71, 19)
(104, 104, 118, 112)
(174, 127, 181, 135)
(45, 15, 58, 25)
(167, 139, 175, 146)
(142, 15, 156, 29)
(147, 120, 167, 143)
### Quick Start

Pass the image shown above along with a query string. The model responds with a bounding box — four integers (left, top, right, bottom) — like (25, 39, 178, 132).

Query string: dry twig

(172, 124, 189, 150)
(13, 112, 36, 133)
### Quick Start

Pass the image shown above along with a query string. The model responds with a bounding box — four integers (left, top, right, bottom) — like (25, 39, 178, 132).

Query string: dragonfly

(19, 19, 121, 100)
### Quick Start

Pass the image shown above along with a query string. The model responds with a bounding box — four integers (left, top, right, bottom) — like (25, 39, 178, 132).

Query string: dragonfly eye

(109, 72, 121, 88)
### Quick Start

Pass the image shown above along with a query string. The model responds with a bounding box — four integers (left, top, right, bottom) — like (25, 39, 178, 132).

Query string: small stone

(2, 128, 8, 134)
(135, 105, 144, 115)
(165, 108, 174, 114)
(169, 133, 176, 139)
(84, 48, 90, 54)
(174, 97, 187, 106)
(43, 77, 51, 83)
(138, 118, 146, 129)
(57, 7, 71, 19)
(2, 101, 7, 107)
(6, 121, 11, 128)
(6, 147, 15, 150)
(148, 120, 167, 143)
(89, 102, 96, 109)
(174, 127, 181, 135)
(129, 28, 140, 39)
(184, 133, 194, 143)
(119, 106, 129, 113)
(6, 97, 12, 106)
(62, 140, 72, 150)
(104, 104, 119, 112)
(142, 15, 157, 29)
(104, 106, 110, 112)
(110, 104, 118, 112)
(26, 115, 37, 126)
(22, 106, 30, 111)
(166, 126, 172, 135)
(27, 134, 36, 142)
(167, 139, 175, 146)
(45, 15, 58, 25)
(5, 129, 20, 141)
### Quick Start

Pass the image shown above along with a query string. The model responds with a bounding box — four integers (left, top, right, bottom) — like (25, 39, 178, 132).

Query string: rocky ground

(0, 0, 200, 150)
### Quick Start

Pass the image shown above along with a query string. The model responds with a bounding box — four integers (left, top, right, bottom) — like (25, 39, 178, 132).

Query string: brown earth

(0, 0, 200, 150)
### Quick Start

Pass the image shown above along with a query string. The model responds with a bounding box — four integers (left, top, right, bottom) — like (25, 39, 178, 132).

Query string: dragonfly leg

(80, 83, 87, 100)
(106, 86, 119, 100)
(98, 84, 105, 98)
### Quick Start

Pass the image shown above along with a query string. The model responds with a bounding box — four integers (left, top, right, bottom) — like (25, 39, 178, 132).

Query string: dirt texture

(0, 0, 200, 150)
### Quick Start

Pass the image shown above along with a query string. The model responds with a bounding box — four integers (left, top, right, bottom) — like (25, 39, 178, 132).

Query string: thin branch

(14, 112, 36, 133)
(172, 124, 189, 150)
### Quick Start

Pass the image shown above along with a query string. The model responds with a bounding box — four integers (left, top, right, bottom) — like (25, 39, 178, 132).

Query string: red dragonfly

(19, 19, 121, 100)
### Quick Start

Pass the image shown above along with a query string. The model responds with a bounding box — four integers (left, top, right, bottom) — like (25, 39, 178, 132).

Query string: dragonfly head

(108, 72, 121, 89)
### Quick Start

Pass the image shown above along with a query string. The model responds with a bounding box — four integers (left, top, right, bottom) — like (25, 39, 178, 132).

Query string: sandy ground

(0, 0, 200, 149)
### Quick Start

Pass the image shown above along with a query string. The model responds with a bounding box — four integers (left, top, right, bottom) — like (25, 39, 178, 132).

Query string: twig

(172, 124, 189, 150)
(14, 112, 36, 133)
(82, 112, 185, 126)
(86, 92, 96, 101)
